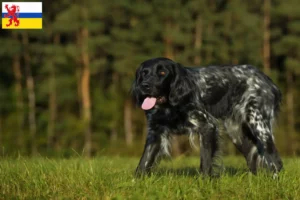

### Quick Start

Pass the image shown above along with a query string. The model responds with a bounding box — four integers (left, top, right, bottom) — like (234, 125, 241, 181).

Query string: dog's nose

(141, 82, 150, 90)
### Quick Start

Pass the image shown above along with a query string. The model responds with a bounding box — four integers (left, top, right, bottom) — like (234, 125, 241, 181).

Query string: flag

(2, 2, 42, 29)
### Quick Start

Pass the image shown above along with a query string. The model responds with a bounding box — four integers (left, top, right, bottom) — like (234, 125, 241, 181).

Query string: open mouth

(141, 96, 167, 110)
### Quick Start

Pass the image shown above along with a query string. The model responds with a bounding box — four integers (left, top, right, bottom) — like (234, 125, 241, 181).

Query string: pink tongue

(141, 97, 157, 110)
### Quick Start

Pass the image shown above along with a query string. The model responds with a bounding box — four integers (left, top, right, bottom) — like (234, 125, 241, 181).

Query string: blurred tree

(272, 0, 300, 155)
(22, 32, 37, 155)
(263, 0, 271, 75)
(0, 0, 299, 157)
(11, 33, 24, 149)
(80, 3, 92, 157)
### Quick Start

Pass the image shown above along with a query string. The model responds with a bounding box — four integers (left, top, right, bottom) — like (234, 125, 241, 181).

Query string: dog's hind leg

(226, 119, 282, 176)
(237, 102, 283, 175)
(242, 120, 283, 175)
(224, 119, 260, 173)
(135, 131, 170, 177)
(230, 125, 262, 174)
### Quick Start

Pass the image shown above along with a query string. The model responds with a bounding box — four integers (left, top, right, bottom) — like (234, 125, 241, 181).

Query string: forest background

(0, 0, 299, 158)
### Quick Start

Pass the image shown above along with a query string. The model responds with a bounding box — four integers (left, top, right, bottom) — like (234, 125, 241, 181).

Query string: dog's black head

(132, 57, 192, 110)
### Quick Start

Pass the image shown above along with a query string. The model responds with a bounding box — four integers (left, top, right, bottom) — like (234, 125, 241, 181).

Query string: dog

(132, 57, 283, 177)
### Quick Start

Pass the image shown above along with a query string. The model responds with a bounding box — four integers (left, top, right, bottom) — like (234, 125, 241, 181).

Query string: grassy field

(0, 156, 299, 199)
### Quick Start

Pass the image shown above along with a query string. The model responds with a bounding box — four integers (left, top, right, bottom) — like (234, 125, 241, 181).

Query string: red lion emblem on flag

(4, 4, 20, 27)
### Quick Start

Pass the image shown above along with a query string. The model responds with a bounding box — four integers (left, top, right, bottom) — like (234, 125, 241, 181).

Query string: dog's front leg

(191, 110, 219, 176)
(199, 125, 218, 176)
(135, 131, 162, 177)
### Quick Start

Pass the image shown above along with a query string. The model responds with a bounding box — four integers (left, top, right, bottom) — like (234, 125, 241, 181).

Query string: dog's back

(185, 65, 281, 120)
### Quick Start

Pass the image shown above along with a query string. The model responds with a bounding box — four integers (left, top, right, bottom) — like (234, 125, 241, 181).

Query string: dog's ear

(131, 66, 143, 106)
(168, 63, 192, 106)
(130, 81, 138, 105)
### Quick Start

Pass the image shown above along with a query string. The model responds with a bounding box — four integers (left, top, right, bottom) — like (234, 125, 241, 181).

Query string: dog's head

(132, 57, 192, 110)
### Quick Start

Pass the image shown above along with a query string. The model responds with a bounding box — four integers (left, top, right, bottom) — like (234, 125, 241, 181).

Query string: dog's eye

(159, 71, 166, 76)
(142, 71, 147, 76)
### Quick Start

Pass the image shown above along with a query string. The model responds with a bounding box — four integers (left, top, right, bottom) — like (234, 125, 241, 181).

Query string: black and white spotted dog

(132, 57, 283, 177)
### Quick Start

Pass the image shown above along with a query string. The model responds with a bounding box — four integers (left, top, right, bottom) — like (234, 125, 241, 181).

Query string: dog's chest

(147, 107, 195, 135)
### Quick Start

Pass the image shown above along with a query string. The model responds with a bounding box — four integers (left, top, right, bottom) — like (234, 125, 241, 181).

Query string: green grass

(0, 156, 299, 199)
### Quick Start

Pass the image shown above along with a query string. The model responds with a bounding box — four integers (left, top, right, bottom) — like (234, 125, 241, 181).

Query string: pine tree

(272, 0, 300, 155)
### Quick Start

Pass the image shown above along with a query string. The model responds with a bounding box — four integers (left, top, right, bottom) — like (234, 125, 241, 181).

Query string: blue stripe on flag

(2, 13, 42, 18)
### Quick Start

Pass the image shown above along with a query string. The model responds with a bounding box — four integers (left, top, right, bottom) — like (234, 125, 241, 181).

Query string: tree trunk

(231, 12, 239, 65)
(76, 31, 83, 117)
(124, 99, 133, 146)
(22, 32, 37, 156)
(12, 33, 24, 149)
(263, 0, 271, 75)
(110, 72, 118, 143)
(286, 70, 295, 155)
(206, 24, 213, 64)
(0, 116, 2, 151)
(81, 27, 92, 158)
(194, 15, 203, 65)
(110, 127, 118, 142)
(206, 0, 215, 65)
(47, 34, 59, 151)
(164, 20, 174, 60)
